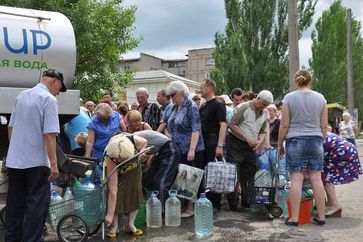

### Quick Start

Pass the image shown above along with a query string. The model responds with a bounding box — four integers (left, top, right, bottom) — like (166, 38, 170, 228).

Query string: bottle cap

(200, 193, 206, 199)
(168, 190, 177, 197)
(151, 191, 159, 197)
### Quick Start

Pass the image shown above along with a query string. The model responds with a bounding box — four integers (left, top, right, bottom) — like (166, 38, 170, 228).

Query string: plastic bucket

(286, 197, 312, 224)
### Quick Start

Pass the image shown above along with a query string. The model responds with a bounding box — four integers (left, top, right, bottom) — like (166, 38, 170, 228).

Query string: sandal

(106, 230, 120, 238)
(325, 208, 342, 218)
(124, 226, 143, 236)
(312, 217, 325, 225)
(285, 218, 298, 226)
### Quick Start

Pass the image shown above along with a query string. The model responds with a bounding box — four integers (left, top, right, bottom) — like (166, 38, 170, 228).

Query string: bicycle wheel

(0, 206, 6, 225)
(57, 214, 89, 242)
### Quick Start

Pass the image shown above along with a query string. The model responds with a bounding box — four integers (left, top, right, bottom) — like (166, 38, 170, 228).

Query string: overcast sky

(123, 0, 363, 67)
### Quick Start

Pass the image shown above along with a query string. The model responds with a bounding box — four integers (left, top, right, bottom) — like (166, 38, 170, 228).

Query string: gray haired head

(136, 87, 149, 95)
(166, 81, 189, 97)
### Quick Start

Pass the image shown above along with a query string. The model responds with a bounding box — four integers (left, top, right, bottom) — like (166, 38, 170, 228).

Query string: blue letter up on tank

(30, 30, 51, 55)
(3, 27, 28, 54)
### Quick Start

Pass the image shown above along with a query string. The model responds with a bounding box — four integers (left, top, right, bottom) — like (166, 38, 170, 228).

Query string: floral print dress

(323, 132, 362, 185)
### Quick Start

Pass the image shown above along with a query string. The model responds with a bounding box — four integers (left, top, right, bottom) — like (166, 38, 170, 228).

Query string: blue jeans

(285, 136, 324, 173)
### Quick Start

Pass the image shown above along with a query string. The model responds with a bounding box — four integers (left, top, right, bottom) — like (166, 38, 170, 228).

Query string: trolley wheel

(57, 214, 90, 242)
(269, 205, 283, 218)
(0, 206, 6, 225)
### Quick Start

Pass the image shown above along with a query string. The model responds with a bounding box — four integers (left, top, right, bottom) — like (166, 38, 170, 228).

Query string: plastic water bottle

(63, 187, 74, 214)
(165, 190, 181, 226)
(254, 169, 272, 187)
(50, 190, 63, 227)
(146, 191, 162, 228)
(76, 170, 100, 226)
(194, 193, 213, 238)
(276, 187, 290, 218)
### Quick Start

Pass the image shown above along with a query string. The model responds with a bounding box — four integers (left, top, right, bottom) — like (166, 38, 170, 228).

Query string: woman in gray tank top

(278, 69, 328, 226)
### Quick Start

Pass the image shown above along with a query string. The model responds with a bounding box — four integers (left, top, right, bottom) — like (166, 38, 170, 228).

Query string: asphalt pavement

(1, 140, 363, 241)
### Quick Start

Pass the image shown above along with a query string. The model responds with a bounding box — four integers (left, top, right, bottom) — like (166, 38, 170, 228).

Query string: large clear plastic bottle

(146, 191, 162, 228)
(165, 190, 181, 226)
(63, 187, 74, 214)
(276, 186, 290, 218)
(194, 193, 213, 238)
(77, 170, 99, 226)
(50, 190, 63, 227)
(254, 168, 272, 187)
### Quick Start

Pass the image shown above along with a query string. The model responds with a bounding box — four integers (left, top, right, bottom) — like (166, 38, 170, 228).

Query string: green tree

(212, 0, 316, 98)
(310, 0, 363, 122)
(1, 0, 139, 101)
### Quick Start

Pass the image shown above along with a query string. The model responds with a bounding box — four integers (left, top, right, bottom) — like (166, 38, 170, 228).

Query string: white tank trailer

(0, 6, 81, 156)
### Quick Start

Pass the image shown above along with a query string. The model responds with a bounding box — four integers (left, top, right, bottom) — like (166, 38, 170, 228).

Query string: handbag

(63, 154, 97, 177)
(171, 164, 204, 201)
(204, 157, 237, 194)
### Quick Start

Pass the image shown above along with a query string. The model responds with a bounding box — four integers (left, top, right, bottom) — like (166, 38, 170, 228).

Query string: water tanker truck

(0, 6, 80, 157)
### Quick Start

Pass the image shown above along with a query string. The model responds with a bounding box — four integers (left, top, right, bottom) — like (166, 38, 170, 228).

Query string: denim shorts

(285, 136, 324, 173)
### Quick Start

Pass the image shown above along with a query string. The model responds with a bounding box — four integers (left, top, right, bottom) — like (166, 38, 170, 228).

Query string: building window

(205, 72, 211, 79)
(168, 63, 176, 68)
(205, 58, 215, 66)
(120, 65, 130, 72)
(168, 62, 186, 68)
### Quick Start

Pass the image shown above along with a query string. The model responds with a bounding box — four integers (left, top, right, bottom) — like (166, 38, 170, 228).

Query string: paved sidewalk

(0, 141, 363, 241)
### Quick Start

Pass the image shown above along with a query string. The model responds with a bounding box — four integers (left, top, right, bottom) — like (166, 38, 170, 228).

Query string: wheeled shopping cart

(55, 147, 152, 242)
(0, 147, 151, 242)
(248, 162, 283, 218)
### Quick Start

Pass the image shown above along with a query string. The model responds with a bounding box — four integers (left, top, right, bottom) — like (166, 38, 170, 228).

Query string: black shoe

(230, 205, 245, 212)
(285, 218, 298, 226)
(312, 217, 325, 225)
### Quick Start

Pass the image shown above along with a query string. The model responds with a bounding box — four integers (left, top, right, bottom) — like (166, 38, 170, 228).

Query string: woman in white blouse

(339, 112, 357, 145)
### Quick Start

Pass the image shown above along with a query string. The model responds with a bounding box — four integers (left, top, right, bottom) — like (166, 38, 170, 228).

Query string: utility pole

(346, 9, 354, 115)
(288, 0, 299, 91)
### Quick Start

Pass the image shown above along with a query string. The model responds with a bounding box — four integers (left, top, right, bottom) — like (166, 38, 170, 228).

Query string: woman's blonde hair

(126, 110, 142, 122)
(75, 132, 88, 146)
(95, 103, 113, 119)
(106, 134, 135, 160)
(294, 69, 312, 87)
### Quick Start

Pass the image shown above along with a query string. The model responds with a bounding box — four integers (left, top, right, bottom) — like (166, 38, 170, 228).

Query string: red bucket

(286, 197, 312, 224)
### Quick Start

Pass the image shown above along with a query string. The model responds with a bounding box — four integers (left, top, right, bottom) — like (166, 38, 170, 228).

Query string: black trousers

(142, 141, 179, 210)
(5, 167, 50, 242)
(203, 134, 222, 209)
(225, 133, 257, 207)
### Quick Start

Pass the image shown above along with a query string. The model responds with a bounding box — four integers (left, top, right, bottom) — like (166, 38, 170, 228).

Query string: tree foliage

(310, 0, 363, 122)
(0, 0, 139, 101)
(212, 0, 316, 99)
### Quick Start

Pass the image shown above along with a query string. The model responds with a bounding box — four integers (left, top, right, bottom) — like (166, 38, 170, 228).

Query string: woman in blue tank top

(278, 69, 328, 226)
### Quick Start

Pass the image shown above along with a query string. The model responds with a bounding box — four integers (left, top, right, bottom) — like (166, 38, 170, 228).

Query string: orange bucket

(286, 197, 312, 224)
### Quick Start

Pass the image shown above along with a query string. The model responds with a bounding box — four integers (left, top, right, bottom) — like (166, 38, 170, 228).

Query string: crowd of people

(65, 69, 363, 232)
(5, 68, 362, 241)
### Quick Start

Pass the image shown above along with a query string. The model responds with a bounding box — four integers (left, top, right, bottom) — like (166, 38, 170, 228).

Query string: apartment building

(120, 53, 187, 78)
(186, 47, 215, 82)
(120, 47, 215, 83)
